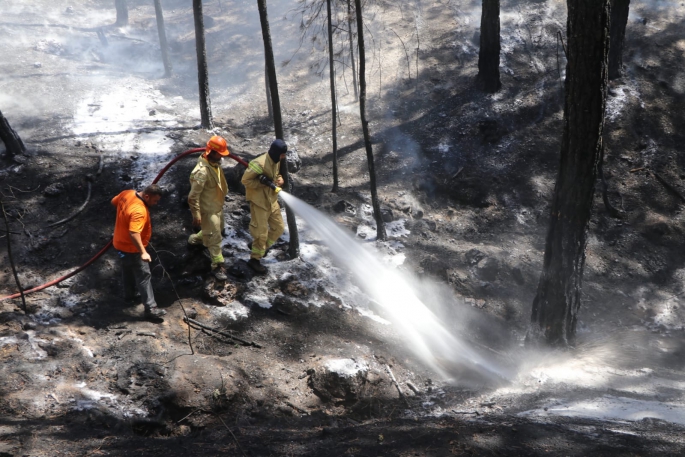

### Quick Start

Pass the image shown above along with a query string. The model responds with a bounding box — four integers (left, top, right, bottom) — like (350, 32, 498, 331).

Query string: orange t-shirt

(111, 190, 152, 253)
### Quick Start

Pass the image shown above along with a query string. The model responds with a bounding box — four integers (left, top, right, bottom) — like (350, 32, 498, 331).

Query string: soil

(2, 0, 685, 455)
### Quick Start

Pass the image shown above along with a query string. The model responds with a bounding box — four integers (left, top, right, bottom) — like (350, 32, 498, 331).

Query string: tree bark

(153, 0, 172, 77)
(114, 0, 128, 26)
(477, 0, 501, 93)
(257, 0, 300, 258)
(529, 0, 611, 347)
(354, 0, 386, 241)
(347, 0, 358, 100)
(265, 65, 274, 122)
(193, 0, 213, 129)
(609, 0, 630, 80)
(0, 110, 26, 158)
(327, 0, 339, 192)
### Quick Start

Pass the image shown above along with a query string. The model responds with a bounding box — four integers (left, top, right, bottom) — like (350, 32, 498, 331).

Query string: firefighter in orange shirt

(111, 184, 166, 320)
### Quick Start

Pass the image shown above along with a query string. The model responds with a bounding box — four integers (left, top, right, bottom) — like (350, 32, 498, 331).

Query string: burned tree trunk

(609, 0, 630, 80)
(529, 0, 611, 347)
(153, 0, 172, 77)
(114, 0, 128, 26)
(0, 110, 26, 159)
(354, 0, 386, 241)
(193, 0, 213, 129)
(477, 0, 501, 93)
(347, 0, 358, 100)
(327, 0, 340, 192)
(257, 0, 300, 258)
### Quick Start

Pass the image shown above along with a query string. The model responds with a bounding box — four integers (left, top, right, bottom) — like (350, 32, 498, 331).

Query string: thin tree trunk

(609, 0, 630, 80)
(328, 0, 339, 192)
(153, 0, 172, 77)
(257, 0, 300, 258)
(265, 65, 274, 122)
(354, 0, 386, 241)
(115, 0, 128, 26)
(529, 0, 611, 347)
(1, 201, 26, 313)
(0, 110, 26, 159)
(193, 0, 213, 129)
(347, 0, 358, 101)
(477, 0, 501, 93)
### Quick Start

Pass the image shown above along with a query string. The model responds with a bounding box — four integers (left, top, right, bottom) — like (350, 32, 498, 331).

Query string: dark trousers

(118, 250, 157, 310)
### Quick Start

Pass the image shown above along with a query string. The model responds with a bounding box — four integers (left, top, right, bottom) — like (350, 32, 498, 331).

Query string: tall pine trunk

(114, 0, 128, 26)
(477, 0, 501, 93)
(257, 0, 300, 258)
(609, 0, 630, 80)
(153, 0, 172, 77)
(354, 0, 386, 241)
(529, 0, 611, 347)
(193, 0, 213, 129)
(327, 0, 339, 192)
(0, 110, 26, 159)
(347, 0, 358, 100)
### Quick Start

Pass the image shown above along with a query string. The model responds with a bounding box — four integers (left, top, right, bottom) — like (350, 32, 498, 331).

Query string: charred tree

(327, 0, 340, 192)
(529, 0, 611, 347)
(153, 0, 172, 77)
(257, 0, 300, 258)
(354, 0, 386, 241)
(477, 0, 501, 93)
(609, 0, 630, 80)
(0, 110, 26, 159)
(114, 0, 128, 26)
(193, 0, 213, 129)
(347, 0, 358, 100)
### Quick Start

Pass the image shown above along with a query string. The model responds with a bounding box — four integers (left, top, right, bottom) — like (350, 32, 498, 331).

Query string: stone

(332, 200, 356, 215)
(43, 183, 64, 197)
(476, 257, 500, 281)
(511, 267, 525, 285)
(309, 359, 368, 403)
(380, 208, 394, 223)
(286, 150, 302, 173)
(465, 249, 485, 265)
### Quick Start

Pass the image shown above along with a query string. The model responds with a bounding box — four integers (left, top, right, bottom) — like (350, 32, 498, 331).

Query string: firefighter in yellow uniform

(241, 139, 287, 274)
(187, 136, 229, 280)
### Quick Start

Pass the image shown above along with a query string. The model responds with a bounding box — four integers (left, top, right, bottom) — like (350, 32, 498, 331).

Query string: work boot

(247, 258, 267, 274)
(145, 307, 166, 321)
(213, 266, 228, 281)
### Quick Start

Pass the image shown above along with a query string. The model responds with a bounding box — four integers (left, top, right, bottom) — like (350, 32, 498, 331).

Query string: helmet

(206, 136, 229, 156)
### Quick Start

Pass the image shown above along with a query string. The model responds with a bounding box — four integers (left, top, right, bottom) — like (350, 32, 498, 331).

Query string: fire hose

(0, 147, 279, 301)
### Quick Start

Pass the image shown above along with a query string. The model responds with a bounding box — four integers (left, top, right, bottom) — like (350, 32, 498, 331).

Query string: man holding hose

(241, 139, 287, 274)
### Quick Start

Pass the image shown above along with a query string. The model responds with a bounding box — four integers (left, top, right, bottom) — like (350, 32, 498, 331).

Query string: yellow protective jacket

(241, 153, 281, 211)
(188, 155, 228, 221)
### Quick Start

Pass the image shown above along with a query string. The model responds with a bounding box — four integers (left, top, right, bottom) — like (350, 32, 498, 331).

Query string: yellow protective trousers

(249, 203, 284, 260)
(188, 210, 225, 268)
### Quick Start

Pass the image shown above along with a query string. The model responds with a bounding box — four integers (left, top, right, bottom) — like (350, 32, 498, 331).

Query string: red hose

(1, 147, 207, 301)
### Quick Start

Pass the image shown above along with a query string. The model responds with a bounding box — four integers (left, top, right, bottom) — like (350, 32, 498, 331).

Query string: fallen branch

(652, 171, 685, 204)
(629, 166, 645, 173)
(1, 199, 26, 313)
(406, 381, 420, 394)
(184, 317, 262, 348)
(385, 364, 410, 407)
(47, 181, 92, 228)
(452, 409, 479, 415)
(136, 332, 157, 338)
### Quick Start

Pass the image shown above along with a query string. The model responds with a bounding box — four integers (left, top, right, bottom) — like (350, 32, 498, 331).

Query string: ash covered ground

(2, 0, 685, 455)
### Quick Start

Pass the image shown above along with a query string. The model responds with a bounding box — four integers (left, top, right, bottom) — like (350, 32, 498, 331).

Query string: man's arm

(188, 170, 206, 226)
(241, 160, 265, 190)
(128, 231, 151, 262)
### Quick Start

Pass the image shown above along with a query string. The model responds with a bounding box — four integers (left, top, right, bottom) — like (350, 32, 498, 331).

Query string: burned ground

(2, 0, 685, 455)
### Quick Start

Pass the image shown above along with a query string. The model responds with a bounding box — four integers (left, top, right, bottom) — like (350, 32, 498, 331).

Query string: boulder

(309, 359, 368, 403)
(286, 149, 301, 173)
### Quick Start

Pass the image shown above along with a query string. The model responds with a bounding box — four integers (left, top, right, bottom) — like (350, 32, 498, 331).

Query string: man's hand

(275, 176, 284, 187)
(193, 216, 202, 227)
(141, 251, 152, 262)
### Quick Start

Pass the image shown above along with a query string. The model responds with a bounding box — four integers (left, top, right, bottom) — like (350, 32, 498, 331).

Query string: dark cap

(268, 139, 288, 163)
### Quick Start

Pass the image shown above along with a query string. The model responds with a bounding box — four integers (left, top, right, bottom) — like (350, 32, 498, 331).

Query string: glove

(258, 175, 270, 186)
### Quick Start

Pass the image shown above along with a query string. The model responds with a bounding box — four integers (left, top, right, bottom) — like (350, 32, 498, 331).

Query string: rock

(226, 260, 255, 282)
(332, 200, 356, 215)
(476, 257, 500, 281)
(148, 109, 156, 116)
(43, 183, 64, 196)
(272, 295, 309, 315)
(420, 255, 449, 280)
(465, 249, 485, 265)
(280, 278, 310, 298)
(203, 277, 244, 306)
(309, 358, 368, 403)
(380, 208, 394, 223)
(286, 150, 301, 173)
